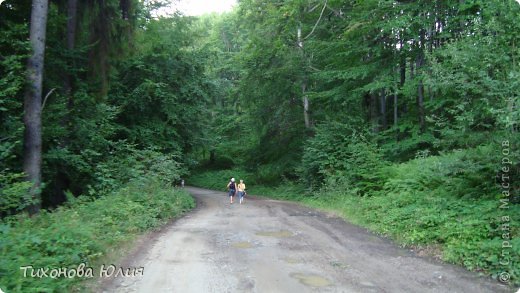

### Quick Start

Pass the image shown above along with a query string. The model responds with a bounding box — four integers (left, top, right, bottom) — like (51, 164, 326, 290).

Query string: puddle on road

(330, 261, 349, 269)
(255, 230, 293, 238)
(283, 257, 301, 264)
(290, 273, 331, 287)
(232, 241, 253, 249)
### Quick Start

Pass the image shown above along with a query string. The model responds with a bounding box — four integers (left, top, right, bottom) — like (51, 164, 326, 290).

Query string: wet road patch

(283, 257, 302, 264)
(232, 241, 253, 248)
(290, 273, 331, 287)
(255, 230, 293, 237)
(330, 261, 349, 269)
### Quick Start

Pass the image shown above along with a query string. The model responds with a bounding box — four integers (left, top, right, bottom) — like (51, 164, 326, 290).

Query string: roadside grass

(190, 169, 519, 286)
(0, 177, 195, 292)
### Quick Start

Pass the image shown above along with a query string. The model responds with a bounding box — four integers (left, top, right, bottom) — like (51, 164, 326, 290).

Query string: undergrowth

(0, 177, 194, 292)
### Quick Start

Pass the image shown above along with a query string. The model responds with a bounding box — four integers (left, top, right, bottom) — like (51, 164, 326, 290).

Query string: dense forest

(0, 0, 519, 290)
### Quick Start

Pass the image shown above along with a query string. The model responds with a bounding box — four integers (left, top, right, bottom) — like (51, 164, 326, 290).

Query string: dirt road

(104, 187, 512, 292)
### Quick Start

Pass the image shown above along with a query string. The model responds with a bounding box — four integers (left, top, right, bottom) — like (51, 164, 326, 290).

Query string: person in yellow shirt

(237, 179, 246, 204)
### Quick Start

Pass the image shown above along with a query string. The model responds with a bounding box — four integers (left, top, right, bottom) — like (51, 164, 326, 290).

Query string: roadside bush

(381, 144, 518, 200)
(0, 177, 194, 292)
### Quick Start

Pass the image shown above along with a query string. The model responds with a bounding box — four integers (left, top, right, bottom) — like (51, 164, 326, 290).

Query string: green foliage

(0, 172, 34, 216)
(301, 122, 387, 193)
(110, 16, 210, 154)
(425, 0, 520, 148)
(382, 144, 519, 200)
(190, 162, 299, 189)
(41, 93, 123, 200)
(0, 21, 28, 171)
(1, 3, 211, 207)
(0, 22, 28, 108)
(0, 177, 194, 291)
(189, 168, 256, 191)
(91, 143, 186, 195)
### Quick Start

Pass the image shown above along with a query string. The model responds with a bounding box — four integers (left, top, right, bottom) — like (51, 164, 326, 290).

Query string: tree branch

(307, 3, 321, 13)
(41, 88, 56, 111)
(308, 65, 321, 72)
(304, 0, 328, 40)
(325, 4, 344, 18)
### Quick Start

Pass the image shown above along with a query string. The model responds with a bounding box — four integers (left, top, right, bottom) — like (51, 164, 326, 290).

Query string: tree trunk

(394, 86, 398, 136)
(64, 0, 78, 121)
(458, 0, 465, 40)
(410, 56, 414, 80)
(297, 23, 311, 129)
(64, 0, 77, 113)
(397, 36, 404, 141)
(120, 0, 130, 20)
(370, 92, 378, 133)
(23, 0, 50, 215)
(209, 150, 216, 165)
(417, 30, 426, 133)
(416, 54, 426, 133)
(380, 89, 387, 130)
(400, 54, 406, 86)
(393, 72, 398, 127)
(302, 83, 311, 129)
(417, 79, 425, 133)
(66, 0, 77, 51)
(435, 0, 441, 48)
